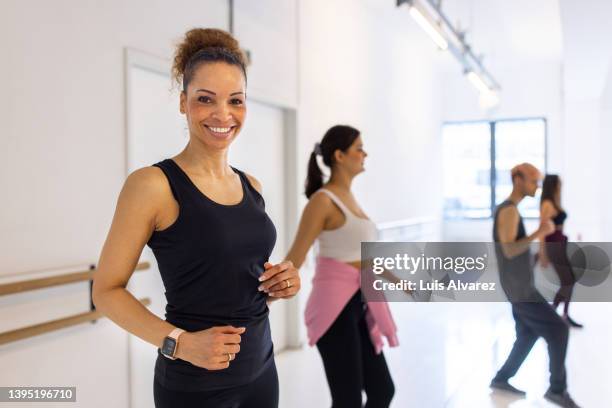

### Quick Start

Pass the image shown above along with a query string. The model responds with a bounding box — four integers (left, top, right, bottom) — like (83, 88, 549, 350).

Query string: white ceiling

(418, 0, 612, 100)
(440, 0, 562, 62)
(367, 0, 612, 100)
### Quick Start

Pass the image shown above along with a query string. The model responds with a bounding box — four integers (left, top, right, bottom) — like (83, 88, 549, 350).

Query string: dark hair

(541, 174, 561, 209)
(305, 125, 360, 198)
(172, 28, 247, 91)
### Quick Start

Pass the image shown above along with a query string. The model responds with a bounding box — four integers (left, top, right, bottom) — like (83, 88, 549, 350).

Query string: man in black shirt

(491, 163, 580, 408)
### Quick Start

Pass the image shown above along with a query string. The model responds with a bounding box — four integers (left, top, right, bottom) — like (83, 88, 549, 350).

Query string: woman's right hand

(175, 326, 245, 370)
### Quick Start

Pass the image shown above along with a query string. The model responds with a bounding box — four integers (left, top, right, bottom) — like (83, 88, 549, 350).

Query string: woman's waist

(545, 230, 568, 242)
(155, 331, 274, 392)
(166, 307, 269, 332)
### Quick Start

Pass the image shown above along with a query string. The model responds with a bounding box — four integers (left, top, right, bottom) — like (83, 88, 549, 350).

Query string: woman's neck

(327, 169, 354, 192)
(177, 141, 231, 178)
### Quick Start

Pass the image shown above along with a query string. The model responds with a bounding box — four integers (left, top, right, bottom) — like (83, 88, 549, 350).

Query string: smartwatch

(160, 328, 185, 360)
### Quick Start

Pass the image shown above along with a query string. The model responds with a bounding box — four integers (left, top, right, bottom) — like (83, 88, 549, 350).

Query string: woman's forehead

(189, 62, 245, 93)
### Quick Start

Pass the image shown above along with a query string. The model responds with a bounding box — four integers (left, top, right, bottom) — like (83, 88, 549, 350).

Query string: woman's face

(336, 136, 368, 175)
(180, 62, 246, 151)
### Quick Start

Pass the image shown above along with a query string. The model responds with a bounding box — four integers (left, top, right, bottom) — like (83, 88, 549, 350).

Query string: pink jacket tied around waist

(304, 256, 399, 354)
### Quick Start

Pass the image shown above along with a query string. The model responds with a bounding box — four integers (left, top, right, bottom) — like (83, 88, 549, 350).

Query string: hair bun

(185, 28, 240, 53)
(172, 28, 246, 86)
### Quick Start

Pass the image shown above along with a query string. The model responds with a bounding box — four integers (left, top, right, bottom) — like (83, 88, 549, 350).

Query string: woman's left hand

(258, 260, 300, 300)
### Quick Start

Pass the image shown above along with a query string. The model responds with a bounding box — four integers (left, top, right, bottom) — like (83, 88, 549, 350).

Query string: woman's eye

(230, 98, 244, 106)
(197, 96, 212, 103)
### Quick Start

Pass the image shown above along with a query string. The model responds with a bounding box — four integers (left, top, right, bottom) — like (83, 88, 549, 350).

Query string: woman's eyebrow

(194, 89, 244, 96)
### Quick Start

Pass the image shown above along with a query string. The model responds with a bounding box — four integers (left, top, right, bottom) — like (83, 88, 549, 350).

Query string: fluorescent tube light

(408, 3, 448, 50)
(467, 71, 491, 94)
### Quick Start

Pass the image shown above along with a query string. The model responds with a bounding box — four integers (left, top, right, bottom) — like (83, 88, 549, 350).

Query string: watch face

(161, 337, 177, 357)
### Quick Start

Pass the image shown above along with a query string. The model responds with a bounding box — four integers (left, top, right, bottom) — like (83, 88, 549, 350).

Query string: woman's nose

(211, 104, 232, 121)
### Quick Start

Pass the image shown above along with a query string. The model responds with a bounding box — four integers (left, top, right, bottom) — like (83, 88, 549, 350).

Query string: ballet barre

(0, 262, 150, 346)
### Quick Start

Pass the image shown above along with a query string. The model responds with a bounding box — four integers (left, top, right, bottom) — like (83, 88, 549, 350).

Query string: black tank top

(552, 209, 567, 226)
(493, 200, 537, 302)
(146, 159, 277, 391)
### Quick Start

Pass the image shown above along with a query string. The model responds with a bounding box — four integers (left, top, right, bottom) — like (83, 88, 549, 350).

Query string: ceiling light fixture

(407, 2, 448, 50)
(398, 0, 501, 104)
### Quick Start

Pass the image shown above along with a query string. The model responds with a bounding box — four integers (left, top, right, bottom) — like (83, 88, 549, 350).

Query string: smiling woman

(92, 28, 300, 408)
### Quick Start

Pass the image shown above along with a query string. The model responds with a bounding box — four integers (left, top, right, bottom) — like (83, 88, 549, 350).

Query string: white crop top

(316, 189, 378, 262)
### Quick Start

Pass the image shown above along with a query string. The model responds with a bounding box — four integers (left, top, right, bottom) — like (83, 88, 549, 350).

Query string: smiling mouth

(204, 125, 237, 138)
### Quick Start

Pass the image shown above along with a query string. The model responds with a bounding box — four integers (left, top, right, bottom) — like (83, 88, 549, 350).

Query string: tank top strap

(317, 188, 353, 218)
(231, 166, 266, 208)
(152, 159, 189, 204)
(494, 199, 526, 241)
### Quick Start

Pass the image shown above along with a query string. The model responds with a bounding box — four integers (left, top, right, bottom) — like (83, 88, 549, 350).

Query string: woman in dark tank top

(92, 28, 300, 408)
(539, 174, 582, 328)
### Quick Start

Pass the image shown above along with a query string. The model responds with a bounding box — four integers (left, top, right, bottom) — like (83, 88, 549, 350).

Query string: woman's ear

(333, 149, 344, 164)
(179, 91, 186, 114)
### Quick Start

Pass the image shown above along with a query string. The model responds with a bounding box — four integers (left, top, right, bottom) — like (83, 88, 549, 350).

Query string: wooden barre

(0, 261, 150, 297)
(0, 297, 151, 346)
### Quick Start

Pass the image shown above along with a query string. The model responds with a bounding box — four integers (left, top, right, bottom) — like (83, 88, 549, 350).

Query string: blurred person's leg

(359, 311, 394, 408)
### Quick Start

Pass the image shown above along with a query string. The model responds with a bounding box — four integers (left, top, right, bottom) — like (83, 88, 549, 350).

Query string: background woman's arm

(538, 200, 556, 267)
(260, 193, 331, 298)
(285, 193, 330, 269)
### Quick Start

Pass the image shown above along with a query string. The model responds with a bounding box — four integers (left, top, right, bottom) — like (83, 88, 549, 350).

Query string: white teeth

(208, 126, 232, 133)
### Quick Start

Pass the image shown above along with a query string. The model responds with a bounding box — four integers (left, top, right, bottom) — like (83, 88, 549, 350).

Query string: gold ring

(286, 279, 292, 288)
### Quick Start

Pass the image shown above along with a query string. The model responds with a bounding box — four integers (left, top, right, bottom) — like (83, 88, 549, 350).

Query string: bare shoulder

(306, 189, 335, 211)
(540, 199, 556, 213)
(498, 204, 519, 220)
(243, 172, 263, 194)
(124, 166, 168, 195)
(120, 166, 172, 211)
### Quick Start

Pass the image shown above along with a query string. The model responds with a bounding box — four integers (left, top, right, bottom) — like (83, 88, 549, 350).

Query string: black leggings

(316, 291, 395, 408)
(153, 360, 278, 408)
(546, 232, 576, 315)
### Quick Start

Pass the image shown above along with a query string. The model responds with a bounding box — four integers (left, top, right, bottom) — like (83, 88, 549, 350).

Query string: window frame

(442, 116, 549, 220)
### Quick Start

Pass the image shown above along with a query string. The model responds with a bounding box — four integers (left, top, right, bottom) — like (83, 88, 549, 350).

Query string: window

(443, 118, 547, 219)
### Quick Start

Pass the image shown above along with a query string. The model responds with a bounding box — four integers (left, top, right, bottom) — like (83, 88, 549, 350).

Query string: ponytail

(304, 125, 360, 199)
(305, 150, 324, 198)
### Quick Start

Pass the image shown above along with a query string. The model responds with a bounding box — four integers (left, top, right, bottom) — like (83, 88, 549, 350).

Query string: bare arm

(92, 168, 175, 349)
(497, 205, 553, 259)
(259, 193, 329, 301)
(284, 193, 331, 269)
(244, 172, 301, 301)
(538, 200, 556, 265)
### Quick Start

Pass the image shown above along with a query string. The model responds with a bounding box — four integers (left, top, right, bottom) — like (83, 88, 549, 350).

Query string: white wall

(557, 0, 612, 241)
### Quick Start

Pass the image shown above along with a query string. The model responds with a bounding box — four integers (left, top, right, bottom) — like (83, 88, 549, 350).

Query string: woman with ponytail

(539, 175, 582, 328)
(275, 125, 398, 407)
(92, 28, 300, 407)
